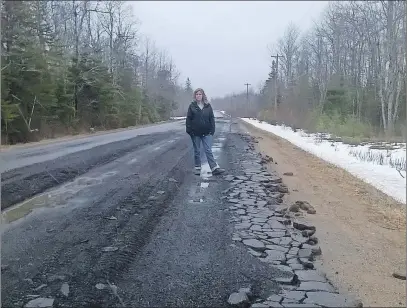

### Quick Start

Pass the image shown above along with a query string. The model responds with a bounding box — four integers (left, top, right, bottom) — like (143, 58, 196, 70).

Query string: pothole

(200, 182, 209, 188)
(2, 171, 117, 224)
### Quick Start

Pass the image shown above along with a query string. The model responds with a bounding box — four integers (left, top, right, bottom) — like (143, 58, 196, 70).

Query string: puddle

(200, 163, 212, 180)
(102, 171, 116, 177)
(198, 133, 227, 180)
(189, 198, 204, 203)
(65, 177, 101, 188)
(2, 171, 117, 224)
(19, 149, 49, 158)
(186, 129, 230, 204)
(127, 158, 138, 165)
(2, 191, 78, 225)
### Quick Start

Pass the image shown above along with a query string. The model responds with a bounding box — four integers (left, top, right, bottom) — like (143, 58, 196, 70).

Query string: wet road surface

(1, 119, 282, 307)
(0, 121, 184, 173)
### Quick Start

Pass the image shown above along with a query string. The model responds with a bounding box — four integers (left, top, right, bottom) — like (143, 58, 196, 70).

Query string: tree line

(1, 1, 194, 145)
(214, 1, 406, 140)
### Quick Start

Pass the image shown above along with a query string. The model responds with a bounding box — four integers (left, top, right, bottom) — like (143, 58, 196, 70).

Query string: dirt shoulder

(241, 121, 406, 307)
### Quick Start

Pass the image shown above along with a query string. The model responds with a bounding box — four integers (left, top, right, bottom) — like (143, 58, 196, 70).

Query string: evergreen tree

(185, 77, 193, 94)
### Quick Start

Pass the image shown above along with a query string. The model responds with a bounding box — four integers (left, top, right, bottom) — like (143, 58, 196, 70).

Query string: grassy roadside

(257, 109, 406, 145)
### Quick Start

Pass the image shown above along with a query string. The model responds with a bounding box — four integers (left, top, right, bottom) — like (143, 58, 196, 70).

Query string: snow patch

(241, 118, 406, 204)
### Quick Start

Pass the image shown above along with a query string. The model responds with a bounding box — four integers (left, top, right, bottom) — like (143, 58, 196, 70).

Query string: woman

(186, 88, 225, 176)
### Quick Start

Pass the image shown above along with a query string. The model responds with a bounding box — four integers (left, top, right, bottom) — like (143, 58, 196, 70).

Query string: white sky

(131, 1, 329, 99)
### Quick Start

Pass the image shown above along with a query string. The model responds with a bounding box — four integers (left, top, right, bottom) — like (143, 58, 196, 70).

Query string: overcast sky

(131, 1, 329, 99)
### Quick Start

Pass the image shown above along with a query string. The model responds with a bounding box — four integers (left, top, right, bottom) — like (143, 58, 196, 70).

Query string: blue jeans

(190, 134, 218, 171)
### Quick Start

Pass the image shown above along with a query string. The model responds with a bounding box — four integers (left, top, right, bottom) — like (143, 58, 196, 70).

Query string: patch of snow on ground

(241, 118, 406, 204)
(170, 116, 186, 120)
(214, 110, 225, 118)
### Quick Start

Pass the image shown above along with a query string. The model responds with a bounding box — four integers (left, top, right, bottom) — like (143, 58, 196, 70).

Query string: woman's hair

(193, 88, 208, 103)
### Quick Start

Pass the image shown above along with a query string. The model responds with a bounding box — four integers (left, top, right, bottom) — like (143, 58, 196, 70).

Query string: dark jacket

(186, 101, 215, 136)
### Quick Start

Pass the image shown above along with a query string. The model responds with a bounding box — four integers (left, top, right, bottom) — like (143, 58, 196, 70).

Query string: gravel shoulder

(241, 120, 406, 307)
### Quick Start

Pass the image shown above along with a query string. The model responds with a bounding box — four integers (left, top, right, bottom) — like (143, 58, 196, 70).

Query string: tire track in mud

(1, 132, 174, 210)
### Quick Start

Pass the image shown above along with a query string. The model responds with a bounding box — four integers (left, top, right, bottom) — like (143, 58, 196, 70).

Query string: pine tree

(185, 77, 192, 94)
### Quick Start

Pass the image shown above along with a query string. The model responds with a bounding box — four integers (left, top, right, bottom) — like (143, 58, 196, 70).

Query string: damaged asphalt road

(1, 118, 362, 308)
(1, 119, 283, 308)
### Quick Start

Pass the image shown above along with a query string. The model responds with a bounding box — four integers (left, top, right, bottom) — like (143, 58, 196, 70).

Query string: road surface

(0, 121, 184, 173)
(1, 119, 281, 308)
(1, 118, 361, 308)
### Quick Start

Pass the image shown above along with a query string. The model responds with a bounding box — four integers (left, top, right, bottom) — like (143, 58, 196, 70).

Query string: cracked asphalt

(1, 118, 282, 308)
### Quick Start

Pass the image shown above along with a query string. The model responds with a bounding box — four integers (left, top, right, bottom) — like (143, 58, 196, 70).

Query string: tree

(1, 0, 186, 144)
(185, 77, 193, 94)
(258, 1, 406, 136)
(215, 0, 406, 137)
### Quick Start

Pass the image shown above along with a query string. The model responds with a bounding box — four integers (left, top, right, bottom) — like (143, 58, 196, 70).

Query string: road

(0, 121, 184, 173)
(1, 118, 283, 308)
(1, 117, 362, 308)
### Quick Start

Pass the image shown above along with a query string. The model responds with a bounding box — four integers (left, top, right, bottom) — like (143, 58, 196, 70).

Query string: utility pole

(270, 54, 283, 118)
(405, 0, 407, 143)
(244, 83, 251, 115)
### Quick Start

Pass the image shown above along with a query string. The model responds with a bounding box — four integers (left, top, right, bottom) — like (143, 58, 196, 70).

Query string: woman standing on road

(186, 88, 225, 176)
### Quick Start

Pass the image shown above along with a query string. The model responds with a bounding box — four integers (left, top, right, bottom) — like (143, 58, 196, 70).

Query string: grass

(259, 108, 405, 145)
(339, 135, 406, 146)
(256, 109, 407, 172)
(348, 148, 406, 171)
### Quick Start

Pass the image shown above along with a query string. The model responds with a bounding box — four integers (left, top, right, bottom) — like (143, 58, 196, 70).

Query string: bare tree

(253, 0, 406, 137)
(277, 22, 301, 86)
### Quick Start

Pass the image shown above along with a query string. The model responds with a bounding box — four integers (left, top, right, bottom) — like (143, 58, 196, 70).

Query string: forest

(213, 1, 406, 141)
(1, 1, 194, 145)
